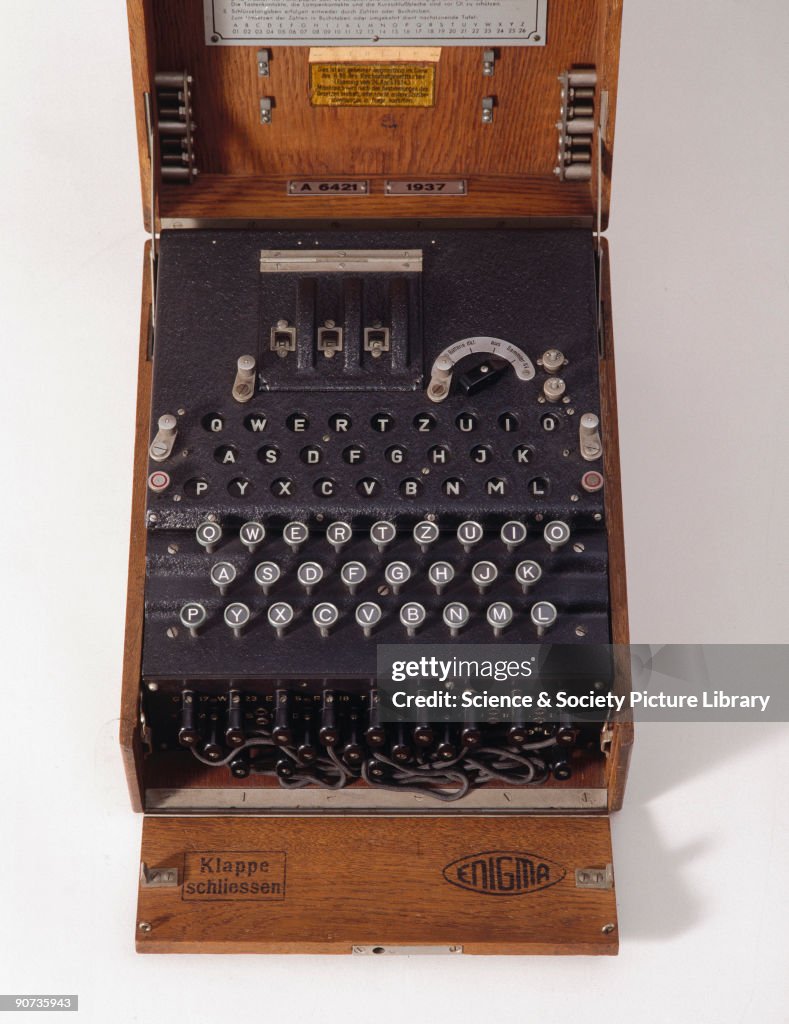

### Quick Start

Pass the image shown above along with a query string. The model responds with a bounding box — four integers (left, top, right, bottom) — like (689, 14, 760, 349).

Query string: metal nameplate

(287, 180, 369, 196)
(386, 180, 467, 196)
(260, 250, 423, 274)
(204, 0, 547, 46)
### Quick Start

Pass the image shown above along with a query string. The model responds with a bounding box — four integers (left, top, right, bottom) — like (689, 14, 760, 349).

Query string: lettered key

(443, 601, 470, 637)
(313, 602, 339, 637)
(500, 520, 527, 552)
(384, 561, 411, 595)
(268, 601, 294, 638)
(457, 520, 484, 553)
(283, 521, 309, 553)
(515, 560, 542, 594)
(340, 561, 367, 595)
(487, 601, 514, 637)
(413, 520, 440, 552)
(531, 600, 558, 637)
(209, 561, 236, 596)
(196, 520, 222, 554)
(544, 520, 571, 552)
(355, 601, 382, 637)
(297, 561, 324, 595)
(179, 602, 207, 638)
(400, 602, 427, 637)
(428, 561, 455, 595)
(254, 561, 280, 595)
(370, 520, 397, 552)
(326, 521, 352, 553)
(471, 560, 498, 593)
(239, 521, 265, 553)
(224, 601, 251, 638)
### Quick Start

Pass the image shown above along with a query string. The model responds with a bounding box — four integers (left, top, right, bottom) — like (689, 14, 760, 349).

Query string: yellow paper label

(310, 63, 435, 107)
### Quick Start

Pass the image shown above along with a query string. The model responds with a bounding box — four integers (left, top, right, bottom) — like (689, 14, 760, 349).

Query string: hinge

(600, 722, 614, 755)
(575, 864, 614, 890)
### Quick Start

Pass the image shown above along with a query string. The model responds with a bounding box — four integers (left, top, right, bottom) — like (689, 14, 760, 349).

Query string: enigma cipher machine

(120, 0, 632, 954)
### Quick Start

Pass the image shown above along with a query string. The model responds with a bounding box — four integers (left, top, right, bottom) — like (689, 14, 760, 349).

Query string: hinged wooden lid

(136, 814, 619, 954)
(128, 1, 622, 230)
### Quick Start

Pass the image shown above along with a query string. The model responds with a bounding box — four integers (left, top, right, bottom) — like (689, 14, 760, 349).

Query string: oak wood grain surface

(137, 814, 618, 953)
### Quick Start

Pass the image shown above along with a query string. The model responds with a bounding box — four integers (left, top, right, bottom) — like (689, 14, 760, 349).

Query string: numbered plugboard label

(204, 0, 548, 46)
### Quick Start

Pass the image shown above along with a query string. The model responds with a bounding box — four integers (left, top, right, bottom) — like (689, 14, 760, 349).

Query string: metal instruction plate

(385, 180, 467, 196)
(205, 0, 548, 47)
(287, 180, 370, 196)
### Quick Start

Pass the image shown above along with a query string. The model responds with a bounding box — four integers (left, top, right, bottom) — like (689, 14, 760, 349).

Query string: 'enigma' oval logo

(442, 850, 567, 896)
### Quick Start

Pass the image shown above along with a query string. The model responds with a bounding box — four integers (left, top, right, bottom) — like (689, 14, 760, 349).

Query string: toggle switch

(579, 412, 603, 461)
(400, 602, 426, 637)
(313, 602, 339, 637)
(196, 520, 222, 554)
(355, 601, 382, 637)
(179, 602, 207, 638)
(209, 561, 236, 596)
(429, 561, 455, 595)
(232, 354, 257, 403)
(239, 521, 266, 553)
(268, 601, 294, 638)
(149, 414, 178, 462)
(500, 520, 527, 552)
(487, 601, 514, 637)
(531, 601, 558, 637)
(254, 561, 280, 594)
(413, 520, 440, 552)
(544, 520, 571, 552)
(340, 561, 367, 594)
(471, 560, 498, 593)
(224, 601, 251, 638)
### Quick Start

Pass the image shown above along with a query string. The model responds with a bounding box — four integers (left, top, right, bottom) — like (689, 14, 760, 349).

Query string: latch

(140, 862, 180, 889)
(575, 864, 614, 890)
(352, 945, 463, 956)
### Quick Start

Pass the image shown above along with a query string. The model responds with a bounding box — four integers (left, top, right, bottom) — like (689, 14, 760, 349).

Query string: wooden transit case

(121, 0, 632, 955)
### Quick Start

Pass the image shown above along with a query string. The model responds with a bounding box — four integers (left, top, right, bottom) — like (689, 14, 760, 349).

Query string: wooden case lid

(136, 814, 619, 954)
(128, 0, 622, 229)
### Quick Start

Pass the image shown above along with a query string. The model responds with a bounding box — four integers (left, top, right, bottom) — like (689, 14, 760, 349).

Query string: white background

(1, 1, 788, 1021)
